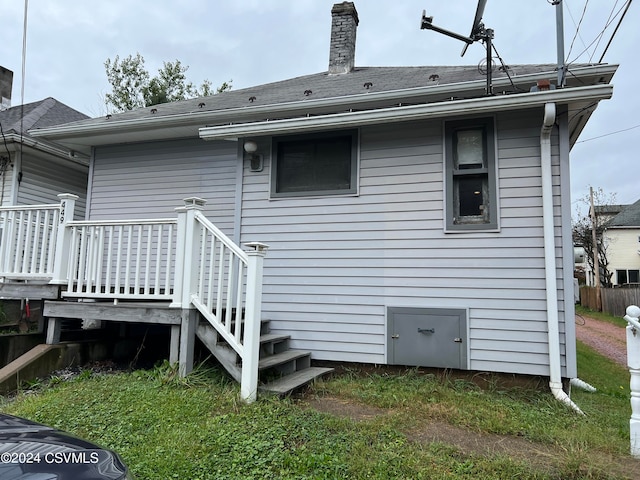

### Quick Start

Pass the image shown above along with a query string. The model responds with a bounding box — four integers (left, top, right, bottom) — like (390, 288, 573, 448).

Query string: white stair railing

(174, 197, 268, 402)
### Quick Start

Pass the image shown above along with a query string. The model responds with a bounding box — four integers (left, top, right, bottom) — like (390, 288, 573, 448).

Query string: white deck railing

(62, 219, 178, 301)
(0, 201, 62, 280)
(0, 194, 268, 402)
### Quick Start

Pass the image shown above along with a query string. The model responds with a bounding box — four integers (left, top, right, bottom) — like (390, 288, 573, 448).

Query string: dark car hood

(0, 413, 130, 480)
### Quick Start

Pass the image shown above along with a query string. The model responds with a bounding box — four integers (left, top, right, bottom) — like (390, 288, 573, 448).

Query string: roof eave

(2, 133, 89, 166)
(199, 84, 613, 141)
(31, 64, 617, 146)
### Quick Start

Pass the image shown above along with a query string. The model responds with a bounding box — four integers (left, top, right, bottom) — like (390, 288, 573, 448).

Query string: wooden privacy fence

(580, 286, 640, 317)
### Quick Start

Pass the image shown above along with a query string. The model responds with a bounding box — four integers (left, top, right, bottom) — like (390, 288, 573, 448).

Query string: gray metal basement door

(387, 307, 467, 369)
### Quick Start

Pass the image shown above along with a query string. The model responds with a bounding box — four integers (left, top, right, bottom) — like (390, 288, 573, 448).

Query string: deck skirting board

(43, 301, 184, 325)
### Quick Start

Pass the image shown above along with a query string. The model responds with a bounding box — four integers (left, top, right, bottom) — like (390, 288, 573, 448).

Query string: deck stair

(196, 319, 332, 395)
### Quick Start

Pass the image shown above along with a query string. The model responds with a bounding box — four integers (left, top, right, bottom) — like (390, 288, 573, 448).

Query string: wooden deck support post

(624, 305, 640, 458)
(174, 198, 206, 377)
(179, 309, 197, 377)
(51, 194, 78, 284)
(170, 325, 180, 365)
(46, 318, 62, 345)
(240, 242, 269, 403)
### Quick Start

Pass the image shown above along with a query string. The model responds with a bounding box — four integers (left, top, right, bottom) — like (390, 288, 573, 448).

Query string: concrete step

(260, 367, 334, 395)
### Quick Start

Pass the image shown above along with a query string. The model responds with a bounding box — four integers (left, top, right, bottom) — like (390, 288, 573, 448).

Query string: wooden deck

(0, 197, 330, 401)
(43, 300, 197, 373)
(0, 281, 60, 300)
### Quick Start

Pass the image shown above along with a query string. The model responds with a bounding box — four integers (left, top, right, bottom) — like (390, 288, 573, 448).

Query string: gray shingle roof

(0, 97, 88, 134)
(609, 199, 640, 227)
(67, 64, 562, 126)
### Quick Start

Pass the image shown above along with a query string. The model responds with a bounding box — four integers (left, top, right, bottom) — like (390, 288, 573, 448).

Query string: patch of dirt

(305, 395, 560, 472)
(575, 314, 627, 366)
(306, 319, 636, 478)
(305, 395, 387, 422)
(303, 319, 639, 476)
(304, 394, 640, 479)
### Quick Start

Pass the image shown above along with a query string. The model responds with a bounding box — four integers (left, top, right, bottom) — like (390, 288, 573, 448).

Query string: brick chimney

(0, 66, 12, 111)
(328, 2, 359, 75)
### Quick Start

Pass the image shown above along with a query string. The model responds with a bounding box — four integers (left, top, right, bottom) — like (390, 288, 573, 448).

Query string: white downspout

(540, 102, 585, 415)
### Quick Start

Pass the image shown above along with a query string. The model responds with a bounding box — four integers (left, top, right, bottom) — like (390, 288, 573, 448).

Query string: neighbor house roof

(0, 97, 88, 134)
(608, 199, 640, 228)
(0, 98, 89, 163)
(595, 204, 628, 216)
(31, 63, 616, 154)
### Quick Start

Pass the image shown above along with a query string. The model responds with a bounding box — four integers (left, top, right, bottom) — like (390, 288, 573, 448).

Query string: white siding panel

(240, 112, 571, 374)
(90, 139, 237, 236)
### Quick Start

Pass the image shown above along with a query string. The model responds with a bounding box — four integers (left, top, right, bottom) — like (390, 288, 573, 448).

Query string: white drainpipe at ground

(540, 102, 586, 415)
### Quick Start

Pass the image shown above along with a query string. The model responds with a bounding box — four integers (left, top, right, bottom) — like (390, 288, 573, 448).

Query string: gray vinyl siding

(90, 139, 237, 237)
(16, 153, 88, 219)
(240, 109, 571, 376)
(0, 162, 14, 207)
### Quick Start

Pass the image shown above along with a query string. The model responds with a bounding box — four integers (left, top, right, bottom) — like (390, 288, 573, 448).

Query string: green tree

(104, 53, 231, 112)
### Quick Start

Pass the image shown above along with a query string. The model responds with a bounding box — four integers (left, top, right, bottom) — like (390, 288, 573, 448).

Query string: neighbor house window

(271, 130, 358, 197)
(445, 117, 497, 231)
(617, 269, 640, 285)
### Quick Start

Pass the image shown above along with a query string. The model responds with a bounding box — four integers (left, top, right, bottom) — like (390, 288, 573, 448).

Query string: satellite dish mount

(421, 0, 495, 95)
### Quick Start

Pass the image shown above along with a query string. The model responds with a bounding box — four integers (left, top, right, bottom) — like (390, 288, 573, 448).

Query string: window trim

(444, 117, 499, 232)
(270, 130, 359, 198)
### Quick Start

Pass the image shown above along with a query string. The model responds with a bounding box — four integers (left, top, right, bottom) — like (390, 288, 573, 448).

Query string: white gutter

(3, 133, 89, 166)
(200, 84, 613, 140)
(540, 102, 585, 415)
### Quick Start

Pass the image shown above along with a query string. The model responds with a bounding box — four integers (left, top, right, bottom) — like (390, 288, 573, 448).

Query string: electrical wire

(490, 43, 525, 93)
(566, 0, 590, 62)
(0, 121, 11, 206)
(575, 123, 640, 144)
(0, 122, 11, 161)
(589, 0, 620, 63)
(566, 1, 630, 65)
(19, 0, 28, 185)
(568, 101, 599, 124)
(598, 0, 633, 63)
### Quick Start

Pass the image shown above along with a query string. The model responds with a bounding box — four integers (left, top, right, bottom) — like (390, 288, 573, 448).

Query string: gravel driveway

(575, 314, 627, 366)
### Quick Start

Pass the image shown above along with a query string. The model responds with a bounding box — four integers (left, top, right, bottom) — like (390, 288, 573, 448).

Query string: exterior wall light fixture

(244, 140, 263, 172)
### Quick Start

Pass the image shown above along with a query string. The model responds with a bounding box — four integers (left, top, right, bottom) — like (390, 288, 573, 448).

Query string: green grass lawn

(1, 341, 637, 479)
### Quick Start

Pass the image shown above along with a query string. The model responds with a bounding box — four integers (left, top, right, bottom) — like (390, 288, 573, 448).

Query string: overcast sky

(1, 0, 637, 213)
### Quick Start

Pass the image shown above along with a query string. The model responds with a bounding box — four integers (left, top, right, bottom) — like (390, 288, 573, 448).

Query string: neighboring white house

(604, 199, 640, 286)
(29, 2, 616, 400)
(0, 87, 89, 217)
